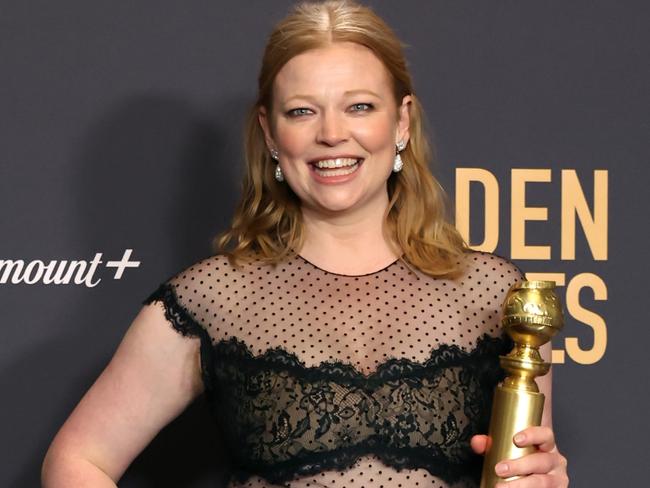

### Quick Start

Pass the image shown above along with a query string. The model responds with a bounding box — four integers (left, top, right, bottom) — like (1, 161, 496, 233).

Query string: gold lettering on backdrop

(565, 273, 608, 364)
(561, 169, 608, 260)
(454, 168, 610, 364)
(455, 168, 499, 251)
(511, 169, 551, 259)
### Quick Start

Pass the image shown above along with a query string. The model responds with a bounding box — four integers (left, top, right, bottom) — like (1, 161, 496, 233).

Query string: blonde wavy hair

(215, 0, 467, 277)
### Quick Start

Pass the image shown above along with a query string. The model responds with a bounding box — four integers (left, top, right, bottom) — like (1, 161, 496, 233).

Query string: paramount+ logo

(0, 249, 140, 287)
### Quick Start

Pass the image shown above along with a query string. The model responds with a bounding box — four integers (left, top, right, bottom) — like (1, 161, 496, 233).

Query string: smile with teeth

(311, 157, 362, 177)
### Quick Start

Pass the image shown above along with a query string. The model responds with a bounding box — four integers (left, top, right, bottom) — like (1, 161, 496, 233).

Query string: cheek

(274, 120, 312, 157)
(352, 116, 395, 152)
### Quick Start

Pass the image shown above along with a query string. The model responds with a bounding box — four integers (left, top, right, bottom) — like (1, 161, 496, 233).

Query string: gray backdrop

(1, 0, 648, 486)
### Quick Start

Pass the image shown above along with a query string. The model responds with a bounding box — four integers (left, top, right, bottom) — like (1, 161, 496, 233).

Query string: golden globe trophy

(480, 281, 564, 488)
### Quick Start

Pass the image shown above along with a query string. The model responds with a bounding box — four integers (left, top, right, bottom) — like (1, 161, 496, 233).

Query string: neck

(298, 193, 400, 275)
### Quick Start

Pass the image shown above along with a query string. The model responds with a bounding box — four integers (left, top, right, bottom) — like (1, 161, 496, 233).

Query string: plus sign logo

(0, 249, 142, 287)
(106, 249, 141, 279)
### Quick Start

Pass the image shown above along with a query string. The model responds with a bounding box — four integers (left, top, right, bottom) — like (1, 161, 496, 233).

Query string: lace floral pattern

(145, 283, 509, 486)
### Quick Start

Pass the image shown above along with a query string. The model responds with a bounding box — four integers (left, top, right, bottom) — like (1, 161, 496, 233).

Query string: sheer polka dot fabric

(146, 251, 523, 488)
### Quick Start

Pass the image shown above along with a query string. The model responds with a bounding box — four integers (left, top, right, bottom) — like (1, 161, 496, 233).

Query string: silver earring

(393, 141, 406, 173)
(270, 148, 284, 182)
(274, 164, 284, 182)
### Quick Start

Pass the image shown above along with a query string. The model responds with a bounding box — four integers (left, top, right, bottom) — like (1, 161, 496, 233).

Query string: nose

(316, 109, 348, 146)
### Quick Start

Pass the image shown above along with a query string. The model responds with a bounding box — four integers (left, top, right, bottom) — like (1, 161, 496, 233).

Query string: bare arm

(42, 301, 203, 487)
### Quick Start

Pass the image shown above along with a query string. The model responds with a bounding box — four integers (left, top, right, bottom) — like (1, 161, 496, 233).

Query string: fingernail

(495, 463, 509, 475)
(514, 433, 525, 444)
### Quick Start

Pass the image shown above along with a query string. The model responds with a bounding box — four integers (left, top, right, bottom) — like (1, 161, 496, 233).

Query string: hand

(471, 426, 569, 487)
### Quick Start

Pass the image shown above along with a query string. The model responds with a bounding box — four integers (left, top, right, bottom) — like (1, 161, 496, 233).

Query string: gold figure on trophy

(480, 281, 564, 488)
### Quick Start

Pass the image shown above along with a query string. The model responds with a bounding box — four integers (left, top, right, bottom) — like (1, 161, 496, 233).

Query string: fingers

(494, 451, 568, 488)
(490, 426, 568, 486)
(470, 434, 489, 454)
(495, 452, 557, 477)
(495, 474, 546, 488)
(495, 472, 569, 488)
(512, 426, 556, 452)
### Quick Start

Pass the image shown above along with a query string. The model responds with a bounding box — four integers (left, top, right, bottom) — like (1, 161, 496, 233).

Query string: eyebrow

(283, 89, 382, 104)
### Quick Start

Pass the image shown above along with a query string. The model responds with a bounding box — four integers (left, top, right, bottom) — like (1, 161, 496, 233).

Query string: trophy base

(480, 385, 544, 488)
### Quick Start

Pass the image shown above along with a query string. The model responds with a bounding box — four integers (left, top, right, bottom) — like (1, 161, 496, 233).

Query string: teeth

(314, 158, 359, 169)
(314, 163, 360, 177)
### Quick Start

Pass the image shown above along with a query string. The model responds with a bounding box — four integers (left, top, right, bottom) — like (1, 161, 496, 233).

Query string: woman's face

(259, 42, 411, 217)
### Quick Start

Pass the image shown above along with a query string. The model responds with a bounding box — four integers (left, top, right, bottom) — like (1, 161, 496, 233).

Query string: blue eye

(287, 108, 313, 117)
(349, 103, 373, 112)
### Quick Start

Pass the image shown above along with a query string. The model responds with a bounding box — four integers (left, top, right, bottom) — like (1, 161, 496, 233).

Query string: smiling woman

(42, 1, 568, 488)
(216, 1, 466, 278)
(259, 42, 409, 225)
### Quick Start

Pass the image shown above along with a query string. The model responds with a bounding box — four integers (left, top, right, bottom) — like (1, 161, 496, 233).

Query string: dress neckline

(295, 253, 403, 278)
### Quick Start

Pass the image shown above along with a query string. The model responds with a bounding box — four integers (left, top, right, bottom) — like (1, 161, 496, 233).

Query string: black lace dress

(144, 251, 523, 488)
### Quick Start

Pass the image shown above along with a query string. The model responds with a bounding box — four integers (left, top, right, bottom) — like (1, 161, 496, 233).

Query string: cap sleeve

(142, 257, 223, 398)
(142, 255, 223, 339)
(143, 282, 206, 338)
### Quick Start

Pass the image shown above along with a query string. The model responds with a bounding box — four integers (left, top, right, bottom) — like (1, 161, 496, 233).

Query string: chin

(301, 183, 385, 216)
(318, 202, 359, 214)
(307, 195, 362, 214)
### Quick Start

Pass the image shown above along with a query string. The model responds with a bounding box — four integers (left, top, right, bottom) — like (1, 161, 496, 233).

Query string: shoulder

(455, 251, 525, 333)
(167, 253, 233, 286)
(159, 253, 257, 299)
(458, 250, 524, 288)
(143, 254, 244, 334)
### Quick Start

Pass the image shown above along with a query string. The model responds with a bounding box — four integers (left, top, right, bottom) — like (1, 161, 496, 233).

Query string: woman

(42, 1, 568, 487)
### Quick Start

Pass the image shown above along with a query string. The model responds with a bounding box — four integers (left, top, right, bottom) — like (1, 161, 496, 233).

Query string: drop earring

(393, 140, 406, 173)
(274, 164, 284, 182)
(270, 149, 284, 182)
